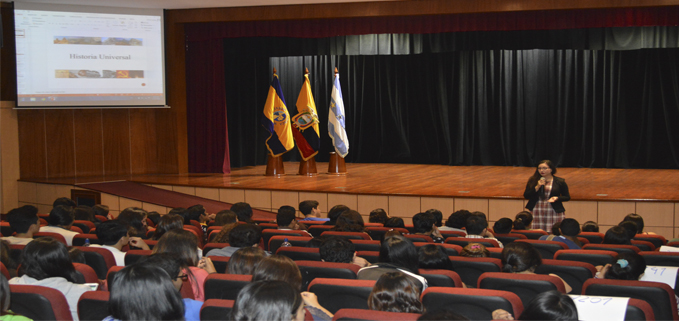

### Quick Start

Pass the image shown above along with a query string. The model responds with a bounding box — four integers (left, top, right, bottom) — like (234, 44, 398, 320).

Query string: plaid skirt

(532, 199, 564, 231)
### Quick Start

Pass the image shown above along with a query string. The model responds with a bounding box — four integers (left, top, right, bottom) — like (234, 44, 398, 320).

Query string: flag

(261, 73, 294, 157)
(292, 73, 320, 161)
(328, 72, 349, 157)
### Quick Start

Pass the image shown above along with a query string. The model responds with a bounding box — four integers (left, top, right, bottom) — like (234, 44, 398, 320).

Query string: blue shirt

(300, 217, 330, 222)
(183, 298, 203, 321)
(539, 235, 581, 249)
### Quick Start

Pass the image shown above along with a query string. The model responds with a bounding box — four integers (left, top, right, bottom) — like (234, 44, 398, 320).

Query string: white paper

(659, 246, 679, 252)
(569, 295, 629, 321)
(640, 265, 678, 289)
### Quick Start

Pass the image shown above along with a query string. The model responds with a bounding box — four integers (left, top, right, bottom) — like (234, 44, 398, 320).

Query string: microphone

(538, 177, 546, 196)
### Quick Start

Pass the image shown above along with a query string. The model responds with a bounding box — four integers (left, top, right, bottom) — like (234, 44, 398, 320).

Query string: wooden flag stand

(328, 152, 347, 175)
(265, 154, 285, 177)
(298, 157, 318, 176)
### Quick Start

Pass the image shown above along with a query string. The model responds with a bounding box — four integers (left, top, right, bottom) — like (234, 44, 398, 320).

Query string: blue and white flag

(328, 72, 349, 158)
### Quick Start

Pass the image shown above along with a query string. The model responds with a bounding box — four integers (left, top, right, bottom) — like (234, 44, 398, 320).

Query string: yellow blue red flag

(261, 73, 294, 156)
(292, 73, 320, 161)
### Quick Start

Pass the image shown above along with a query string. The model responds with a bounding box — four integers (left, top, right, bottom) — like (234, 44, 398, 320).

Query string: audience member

(146, 211, 161, 227)
(493, 290, 578, 321)
(52, 197, 76, 209)
(550, 221, 561, 236)
(91, 220, 149, 266)
(231, 202, 254, 223)
(618, 220, 639, 241)
(333, 210, 368, 234)
(603, 226, 632, 245)
(323, 205, 350, 226)
(539, 218, 581, 249)
(1, 274, 31, 321)
(227, 247, 267, 275)
(412, 212, 444, 243)
(358, 234, 428, 290)
(465, 215, 503, 248)
(68, 247, 86, 264)
(277, 205, 311, 235)
(460, 243, 490, 258)
(152, 214, 185, 240)
(492, 218, 513, 235)
(425, 209, 444, 227)
(2, 205, 40, 245)
(92, 204, 111, 221)
(384, 217, 406, 229)
(501, 242, 571, 293)
(369, 208, 389, 224)
(74, 205, 99, 226)
(513, 211, 535, 230)
(40, 205, 80, 246)
(206, 223, 263, 257)
(117, 207, 148, 238)
(368, 271, 424, 313)
(187, 205, 212, 240)
(623, 213, 655, 235)
(213, 210, 238, 226)
(440, 210, 470, 234)
(581, 221, 599, 233)
(299, 200, 328, 222)
(596, 252, 646, 280)
(319, 236, 370, 267)
(418, 244, 453, 270)
(9, 238, 92, 320)
(230, 280, 305, 321)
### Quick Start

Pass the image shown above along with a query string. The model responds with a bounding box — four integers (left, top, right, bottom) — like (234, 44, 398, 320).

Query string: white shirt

(9, 275, 92, 321)
(89, 244, 126, 266)
(466, 234, 504, 248)
(39, 226, 80, 246)
(1, 236, 34, 245)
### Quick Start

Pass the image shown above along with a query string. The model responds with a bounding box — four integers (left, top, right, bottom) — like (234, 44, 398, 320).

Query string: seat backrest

(364, 227, 409, 241)
(202, 243, 229, 257)
(72, 234, 102, 246)
(349, 239, 381, 251)
(554, 249, 618, 266)
(445, 237, 499, 248)
(515, 239, 568, 259)
(277, 246, 321, 261)
(478, 272, 566, 307)
(144, 239, 158, 249)
(296, 260, 360, 290)
(262, 229, 311, 250)
(210, 256, 231, 273)
(0, 221, 13, 236)
(537, 259, 596, 294)
(69, 226, 84, 234)
(511, 230, 548, 239)
(78, 246, 117, 279)
(579, 232, 605, 244)
(439, 230, 467, 238)
(321, 231, 372, 240)
(201, 299, 235, 321)
(73, 220, 96, 231)
(413, 242, 462, 256)
(495, 233, 529, 246)
(124, 249, 153, 266)
(307, 225, 335, 237)
(583, 243, 640, 254)
(73, 262, 99, 284)
(10, 284, 73, 321)
(421, 287, 524, 320)
(269, 235, 312, 253)
(583, 278, 679, 321)
(448, 256, 502, 288)
(626, 298, 656, 321)
(419, 269, 463, 287)
(33, 232, 68, 245)
(634, 234, 667, 248)
(639, 251, 679, 267)
(78, 290, 110, 321)
(106, 266, 125, 292)
(356, 251, 379, 264)
(204, 273, 253, 300)
(308, 278, 376, 314)
(0, 262, 10, 280)
(404, 234, 433, 243)
(332, 308, 421, 321)
(631, 240, 656, 252)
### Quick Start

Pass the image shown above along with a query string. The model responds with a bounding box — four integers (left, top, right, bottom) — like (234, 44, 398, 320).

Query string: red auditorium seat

(33, 232, 68, 245)
(124, 249, 153, 266)
(0, 221, 13, 236)
(262, 229, 312, 250)
(308, 278, 376, 314)
(421, 287, 523, 321)
(554, 249, 618, 266)
(73, 262, 99, 284)
(307, 225, 335, 237)
(634, 234, 667, 248)
(321, 231, 372, 240)
(144, 239, 158, 249)
(403, 234, 434, 243)
(536, 259, 596, 294)
(582, 278, 678, 321)
(639, 251, 679, 267)
(258, 222, 279, 229)
(296, 260, 360, 289)
(439, 230, 467, 239)
(356, 250, 379, 264)
(72, 234, 101, 246)
(515, 239, 568, 259)
(332, 308, 421, 321)
(69, 226, 84, 234)
(510, 229, 548, 239)
(349, 239, 381, 251)
(78, 290, 110, 321)
(364, 227, 409, 240)
(0, 262, 10, 279)
(419, 269, 463, 287)
(413, 242, 462, 256)
(631, 239, 656, 251)
(269, 235, 312, 253)
(72, 220, 95, 234)
(478, 272, 566, 306)
(448, 256, 502, 287)
(494, 233, 528, 245)
(200, 299, 235, 321)
(94, 215, 108, 222)
(445, 237, 500, 248)
(203, 242, 229, 257)
(210, 256, 230, 273)
(583, 243, 640, 255)
(277, 246, 321, 261)
(363, 223, 383, 227)
(10, 284, 73, 321)
(78, 246, 117, 279)
(204, 273, 252, 300)
(106, 266, 125, 292)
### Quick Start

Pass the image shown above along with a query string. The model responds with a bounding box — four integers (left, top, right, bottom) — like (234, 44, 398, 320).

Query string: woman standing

(523, 160, 570, 231)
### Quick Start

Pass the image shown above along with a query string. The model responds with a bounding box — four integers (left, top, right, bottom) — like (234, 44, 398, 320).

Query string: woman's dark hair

(418, 244, 453, 270)
(445, 210, 471, 229)
(68, 247, 86, 264)
(412, 213, 436, 234)
(227, 247, 267, 275)
(623, 213, 645, 233)
(333, 210, 365, 232)
(117, 207, 148, 237)
(21, 237, 79, 282)
(327, 205, 350, 225)
(518, 290, 578, 321)
(74, 205, 96, 222)
(230, 280, 303, 321)
(618, 221, 639, 240)
(581, 221, 599, 233)
(228, 224, 262, 247)
(152, 215, 185, 240)
(384, 217, 405, 229)
(152, 229, 200, 266)
(108, 264, 184, 321)
(214, 210, 238, 226)
(493, 218, 513, 234)
(379, 235, 420, 274)
(251, 255, 303, 292)
(514, 211, 533, 230)
(368, 271, 424, 314)
(527, 160, 558, 187)
(604, 252, 647, 280)
(551, 221, 561, 236)
(146, 212, 161, 226)
(369, 209, 389, 224)
(603, 226, 632, 245)
(425, 209, 443, 227)
(501, 242, 542, 273)
(48, 205, 75, 227)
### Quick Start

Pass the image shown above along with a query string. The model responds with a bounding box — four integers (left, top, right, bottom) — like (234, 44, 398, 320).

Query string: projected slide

(15, 9, 166, 108)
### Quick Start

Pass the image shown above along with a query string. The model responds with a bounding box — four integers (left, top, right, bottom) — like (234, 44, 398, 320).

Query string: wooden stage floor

(34, 163, 679, 202)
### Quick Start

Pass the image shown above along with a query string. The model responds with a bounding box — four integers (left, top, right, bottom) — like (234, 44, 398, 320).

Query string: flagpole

(297, 67, 318, 176)
(328, 67, 347, 175)
(265, 67, 286, 177)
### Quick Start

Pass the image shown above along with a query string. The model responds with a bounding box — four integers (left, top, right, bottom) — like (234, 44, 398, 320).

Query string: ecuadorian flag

(292, 73, 320, 161)
(261, 73, 294, 156)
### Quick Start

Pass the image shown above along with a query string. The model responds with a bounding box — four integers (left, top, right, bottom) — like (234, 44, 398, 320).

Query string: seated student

(92, 204, 112, 221)
(323, 205, 350, 226)
(9, 238, 92, 321)
(493, 290, 578, 321)
(74, 205, 99, 226)
(514, 211, 538, 230)
(368, 272, 424, 314)
(493, 218, 514, 235)
(539, 218, 582, 249)
(146, 211, 161, 227)
(1, 274, 32, 321)
(581, 221, 600, 233)
(231, 280, 306, 321)
(332, 210, 370, 237)
(277, 206, 311, 235)
(205, 223, 263, 257)
(425, 209, 444, 229)
(187, 204, 212, 240)
(460, 243, 490, 258)
(117, 207, 148, 238)
(91, 220, 149, 266)
(603, 226, 632, 245)
(623, 213, 656, 235)
(319, 236, 370, 268)
(439, 210, 471, 234)
(152, 214, 185, 240)
(501, 242, 571, 293)
(618, 220, 639, 241)
(358, 233, 428, 290)
(213, 210, 237, 227)
(2, 205, 40, 245)
(231, 202, 255, 224)
(550, 221, 561, 236)
(596, 252, 646, 280)
(412, 212, 444, 243)
(465, 215, 503, 248)
(384, 217, 406, 229)
(418, 244, 453, 270)
(40, 205, 80, 246)
(369, 208, 389, 225)
(227, 247, 267, 275)
(53, 197, 76, 209)
(299, 200, 329, 222)
(104, 264, 184, 321)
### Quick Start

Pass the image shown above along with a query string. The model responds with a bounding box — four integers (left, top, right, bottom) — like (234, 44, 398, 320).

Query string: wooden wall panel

(74, 110, 104, 177)
(102, 109, 131, 176)
(160, 19, 186, 174)
(130, 109, 158, 174)
(44, 110, 75, 178)
(17, 110, 47, 179)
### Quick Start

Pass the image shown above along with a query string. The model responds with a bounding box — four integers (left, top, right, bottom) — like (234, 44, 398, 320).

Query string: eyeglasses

(176, 274, 189, 281)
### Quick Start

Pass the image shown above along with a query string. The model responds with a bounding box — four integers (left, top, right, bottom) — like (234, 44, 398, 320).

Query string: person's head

(334, 210, 365, 232)
(6, 205, 39, 234)
(229, 223, 262, 247)
(559, 218, 580, 237)
(231, 202, 254, 223)
(369, 209, 389, 224)
(74, 205, 96, 222)
(465, 215, 488, 236)
(514, 211, 533, 230)
(327, 205, 350, 225)
(532, 160, 557, 179)
(117, 207, 148, 236)
(604, 252, 647, 280)
(21, 237, 79, 282)
(518, 290, 578, 321)
(445, 210, 471, 229)
(251, 255, 303, 292)
(299, 200, 320, 217)
(413, 212, 437, 234)
(618, 221, 638, 240)
(168, 207, 188, 217)
(152, 229, 200, 266)
(147, 212, 161, 226)
(384, 217, 405, 229)
(92, 204, 109, 218)
(187, 204, 208, 224)
(231, 280, 304, 321)
(418, 244, 453, 270)
(277, 206, 297, 228)
(493, 218, 513, 234)
(136, 253, 188, 292)
(379, 234, 419, 274)
(460, 243, 490, 258)
(603, 226, 631, 245)
(623, 213, 645, 233)
(109, 264, 184, 321)
(48, 205, 75, 228)
(425, 209, 443, 227)
(214, 210, 238, 226)
(53, 197, 76, 209)
(581, 221, 599, 233)
(501, 242, 542, 273)
(152, 214, 185, 240)
(551, 221, 562, 236)
(95, 220, 130, 246)
(227, 247, 267, 275)
(319, 236, 355, 263)
(68, 247, 86, 264)
(368, 271, 424, 314)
